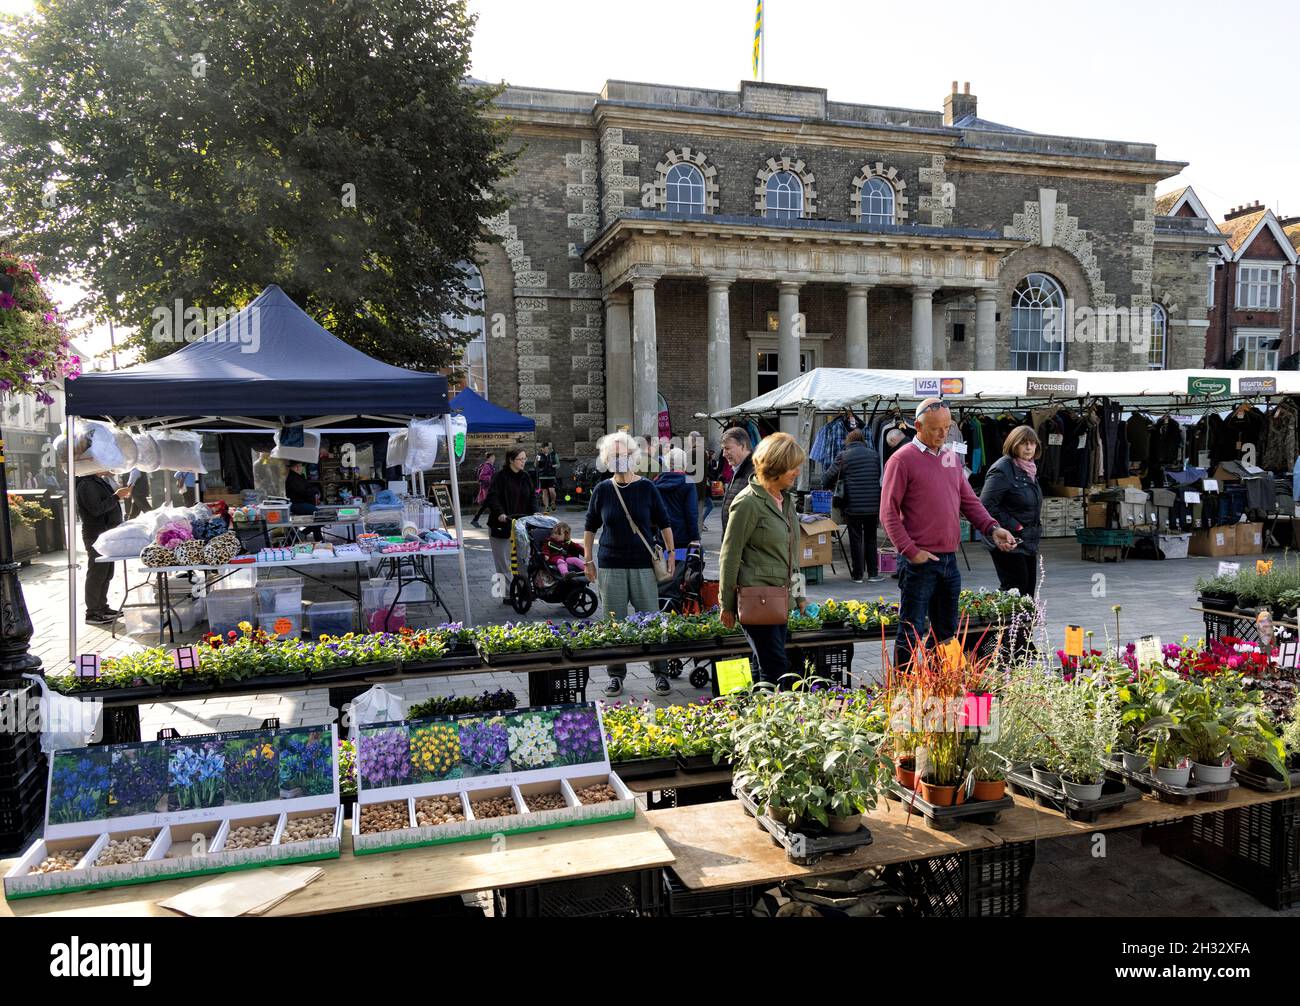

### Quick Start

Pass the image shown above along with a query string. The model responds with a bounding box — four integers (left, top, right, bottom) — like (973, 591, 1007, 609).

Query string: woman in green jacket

(718, 432, 808, 688)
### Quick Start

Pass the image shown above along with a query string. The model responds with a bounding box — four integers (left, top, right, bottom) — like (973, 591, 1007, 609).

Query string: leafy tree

(0, 0, 514, 369)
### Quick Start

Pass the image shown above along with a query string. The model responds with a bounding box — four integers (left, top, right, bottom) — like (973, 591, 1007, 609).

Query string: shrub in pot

(1177, 671, 1286, 784)
(969, 743, 1005, 802)
(1194, 573, 1239, 611)
(1044, 672, 1119, 801)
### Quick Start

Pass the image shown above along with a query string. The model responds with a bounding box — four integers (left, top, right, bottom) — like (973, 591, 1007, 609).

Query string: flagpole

(761, 1, 765, 82)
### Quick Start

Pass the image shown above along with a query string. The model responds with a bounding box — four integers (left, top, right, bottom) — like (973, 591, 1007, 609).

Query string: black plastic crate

(527, 667, 589, 706)
(0, 755, 47, 855)
(802, 643, 854, 688)
(493, 868, 661, 918)
(644, 780, 735, 811)
(0, 679, 40, 776)
(662, 868, 755, 917)
(1169, 796, 1300, 910)
(888, 841, 1035, 917)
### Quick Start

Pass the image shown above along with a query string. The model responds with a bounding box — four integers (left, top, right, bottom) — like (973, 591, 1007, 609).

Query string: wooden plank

(0, 810, 674, 918)
(624, 769, 733, 794)
(651, 799, 1002, 891)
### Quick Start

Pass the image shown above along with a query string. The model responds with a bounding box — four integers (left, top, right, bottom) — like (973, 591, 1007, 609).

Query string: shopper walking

(701, 445, 721, 531)
(881, 399, 1015, 667)
(654, 447, 701, 557)
(77, 470, 131, 624)
(486, 448, 535, 601)
(470, 452, 497, 527)
(823, 429, 883, 583)
(121, 468, 152, 520)
(979, 426, 1043, 597)
(536, 442, 559, 513)
(583, 431, 675, 697)
(718, 432, 808, 688)
(719, 426, 754, 537)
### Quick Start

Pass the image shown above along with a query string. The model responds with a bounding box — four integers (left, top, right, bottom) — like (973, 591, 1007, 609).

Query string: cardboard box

(1117, 502, 1151, 528)
(1236, 521, 1263, 555)
(1189, 526, 1237, 557)
(1046, 485, 1085, 498)
(798, 516, 838, 568)
(1212, 462, 1247, 483)
(1086, 503, 1109, 528)
(1107, 476, 1143, 490)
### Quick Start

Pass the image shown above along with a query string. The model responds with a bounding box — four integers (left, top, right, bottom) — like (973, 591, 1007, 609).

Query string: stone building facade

(474, 79, 1220, 456)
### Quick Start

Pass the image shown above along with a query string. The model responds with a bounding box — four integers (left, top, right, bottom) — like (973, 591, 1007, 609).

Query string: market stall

(62, 285, 474, 661)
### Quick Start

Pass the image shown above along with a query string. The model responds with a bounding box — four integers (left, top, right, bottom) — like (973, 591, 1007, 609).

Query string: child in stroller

(508, 514, 599, 618)
(540, 523, 586, 577)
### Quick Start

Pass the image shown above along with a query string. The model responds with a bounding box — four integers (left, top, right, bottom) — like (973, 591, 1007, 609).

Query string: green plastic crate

(1075, 527, 1135, 546)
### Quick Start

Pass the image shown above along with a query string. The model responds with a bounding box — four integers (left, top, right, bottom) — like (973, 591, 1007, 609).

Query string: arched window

(665, 163, 705, 214)
(441, 262, 487, 395)
(765, 171, 803, 220)
(1147, 304, 1168, 370)
(861, 176, 896, 226)
(1010, 273, 1066, 371)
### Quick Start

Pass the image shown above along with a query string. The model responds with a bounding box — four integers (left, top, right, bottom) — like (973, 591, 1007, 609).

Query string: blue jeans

(741, 622, 791, 688)
(895, 552, 961, 668)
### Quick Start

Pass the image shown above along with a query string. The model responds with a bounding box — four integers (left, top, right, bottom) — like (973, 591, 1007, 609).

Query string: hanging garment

(1223, 406, 1265, 464)
(1261, 402, 1298, 473)
(1126, 413, 1152, 469)
(810, 416, 849, 467)
(1207, 411, 1234, 466)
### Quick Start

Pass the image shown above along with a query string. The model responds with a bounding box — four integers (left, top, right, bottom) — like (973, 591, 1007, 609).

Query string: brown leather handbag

(736, 505, 794, 626)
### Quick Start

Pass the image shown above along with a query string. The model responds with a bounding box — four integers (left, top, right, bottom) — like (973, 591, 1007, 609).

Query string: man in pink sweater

(881, 399, 1017, 666)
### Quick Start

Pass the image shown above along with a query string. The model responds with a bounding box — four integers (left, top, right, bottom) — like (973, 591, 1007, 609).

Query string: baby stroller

(508, 514, 599, 618)
(657, 542, 717, 689)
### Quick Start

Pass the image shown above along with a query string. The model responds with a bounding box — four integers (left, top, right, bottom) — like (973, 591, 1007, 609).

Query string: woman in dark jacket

(486, 448, 536, 600)
(979, 426, 1043, 597)
(822, 429, 883, 582)
(654, 447, 700, 556)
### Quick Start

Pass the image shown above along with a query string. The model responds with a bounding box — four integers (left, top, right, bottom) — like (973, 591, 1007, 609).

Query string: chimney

(1224, 201, 1265, 221)
(943, 80, 977, 126)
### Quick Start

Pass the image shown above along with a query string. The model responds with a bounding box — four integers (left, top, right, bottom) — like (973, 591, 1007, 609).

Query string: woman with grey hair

(584, 431, 676, 696)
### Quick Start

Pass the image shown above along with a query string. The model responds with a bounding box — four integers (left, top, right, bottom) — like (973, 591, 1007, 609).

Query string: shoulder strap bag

(610, 479, 672, 583)
(736, 496, 794, 626)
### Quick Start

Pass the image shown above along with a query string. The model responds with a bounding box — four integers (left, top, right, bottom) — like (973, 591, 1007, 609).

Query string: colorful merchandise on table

(139, 545, 177, 568)
(257, 547, 294, 562)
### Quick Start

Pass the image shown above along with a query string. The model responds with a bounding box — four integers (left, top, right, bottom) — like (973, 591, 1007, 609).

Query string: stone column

(911, 285, 936, 370)
(975, 288, 997, 371)
(932, 300, 947, 370)
(845, 283, 871, 369)
(631, 277, 659, 441)
(604, 290, 632, 433)
(778, 282, 802, 434)
(706, 279, 732, 446)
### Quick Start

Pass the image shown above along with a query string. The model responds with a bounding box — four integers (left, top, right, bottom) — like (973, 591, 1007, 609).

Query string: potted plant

(969, 742, 1006, 801)
(1045, 673, 1119, 801)
(1195, 573, 1238, 612)
(919, 729, 965, 806)
(562, 614, 648, 662)
(1113, 667, 1156, 773)
(822, 716, 889, 833)
(1178, 671, 1286, 784)
(600, 701, 678, 779)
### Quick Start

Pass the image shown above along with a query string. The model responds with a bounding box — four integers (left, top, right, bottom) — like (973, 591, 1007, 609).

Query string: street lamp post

(0, 436, 41, 675)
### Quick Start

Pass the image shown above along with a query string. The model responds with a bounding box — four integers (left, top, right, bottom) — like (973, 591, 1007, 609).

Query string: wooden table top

(650, 798, 1003, 892)
(1, 810, 675, 918)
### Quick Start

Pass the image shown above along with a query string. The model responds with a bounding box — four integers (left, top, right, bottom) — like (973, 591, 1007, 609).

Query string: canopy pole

(444, 413, 473, 628)
(66, 417, 78, 666)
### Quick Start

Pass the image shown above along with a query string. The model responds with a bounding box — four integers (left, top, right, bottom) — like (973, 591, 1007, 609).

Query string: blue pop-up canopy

(450, 387, 535, 433)
(66, 284, 449, 419)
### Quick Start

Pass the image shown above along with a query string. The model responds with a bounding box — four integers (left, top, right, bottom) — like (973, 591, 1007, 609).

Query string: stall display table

(0, 810, 674, 918)
(1190, 605, 1300, 665)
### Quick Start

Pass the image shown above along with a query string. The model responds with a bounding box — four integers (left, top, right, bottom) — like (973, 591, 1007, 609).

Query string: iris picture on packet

(48, 748, 112, 824)
(167, 741, 226, 811)
(276, 728, 334, 798)
(109, 745, 168, 817)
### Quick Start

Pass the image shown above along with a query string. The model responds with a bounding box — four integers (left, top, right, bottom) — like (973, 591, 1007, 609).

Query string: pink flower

(0, 292, 15, 309)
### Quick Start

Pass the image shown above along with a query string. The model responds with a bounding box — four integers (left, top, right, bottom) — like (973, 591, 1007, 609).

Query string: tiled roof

(1285, 221, 1300, 252)
(1154, 187, 1187, 216)
(1218, 209, 1268, 251)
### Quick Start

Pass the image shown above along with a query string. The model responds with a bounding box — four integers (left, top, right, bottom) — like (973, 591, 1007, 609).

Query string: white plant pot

(1121, 751, 1148, 774)
(1154, 764, 1191, 788)
(1062, 778, 1104, 801)
(1030, 762, 1061, 789)
(1191, 761, 1234, 785)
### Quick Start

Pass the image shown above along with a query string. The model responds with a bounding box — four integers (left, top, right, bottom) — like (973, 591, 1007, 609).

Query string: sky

(3, 0, 1296, 362)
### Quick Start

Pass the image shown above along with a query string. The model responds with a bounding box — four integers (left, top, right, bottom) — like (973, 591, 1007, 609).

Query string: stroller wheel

(665, 658, 683, 678)
(689, 665, 710, 689)
(509, 576, 533, 615)
(564, 586, 599, 619)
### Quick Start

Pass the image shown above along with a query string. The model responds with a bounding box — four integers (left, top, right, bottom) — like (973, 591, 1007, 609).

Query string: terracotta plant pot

(919, 781, 963, 806)
(894, 757, 918, 791)
(971, 779, 1006, 802)
(827, 812, 861, 834)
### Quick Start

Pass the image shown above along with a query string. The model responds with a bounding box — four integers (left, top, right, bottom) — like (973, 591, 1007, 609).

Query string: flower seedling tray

(886, 782, 1013, 832)
(477, 646, 566, 667)
(1004, 768, 1142, 823)
(308, 660, 400, 684)
(786, 628, 856, 646)
(610, 755, 678, 780)
(562, 643, 648, 664)
(676, 753, 726, 774)
(1231, 761, 1300, 793)
(1106, 764, 1238, 804)
(733, 787, 872, 866)
(402, 647, 483, 674)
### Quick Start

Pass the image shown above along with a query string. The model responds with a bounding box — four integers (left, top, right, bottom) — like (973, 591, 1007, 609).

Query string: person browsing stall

(719, 426, 754, 537)
(654, 446, 700, 559)
(486, 448, 536, 601)
(822, 428, 883, 583)
(880, 398, 1016, 666)
(77, 470, 132, 624)
(979, 426, 1044, 597)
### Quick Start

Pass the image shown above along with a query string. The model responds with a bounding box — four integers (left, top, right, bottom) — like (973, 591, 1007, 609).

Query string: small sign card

(715, 656, 754, 696)
(1048, 433, 1063, 446)
(1204, 479, 1220, 492)
(1064, 625, 1084, 658)
(1217, 560, 1240, 577)
(1136, 635, 1163, 668)
(1184, 491, 1202, 504)
(75, 654, 100, 679)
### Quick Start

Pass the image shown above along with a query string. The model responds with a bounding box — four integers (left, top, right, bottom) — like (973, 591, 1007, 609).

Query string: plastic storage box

(206, 588, 257, 638)
(362, 578, 400, 611)
(365, 604, 406, 632)
(256, 577, 305, 614)
(307, 601, 356, 637)
(124, 599, 205, 637)
(808, 490, 833, 515)
(211, 567, 257, 590)
(258, 610, 303, 638)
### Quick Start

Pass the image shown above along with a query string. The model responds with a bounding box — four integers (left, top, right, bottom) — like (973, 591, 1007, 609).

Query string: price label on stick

(1217, 561, 1240, 577)
(714, 657, 753, 696)
(1064, 625, 1084, 659)
(1204, 479, 1219, 492)
(1257, 560, 1274, 575)
(75, 654, 100, 679)
(1184, 491, 1201, 504)
(1136, 635, 1163, 668)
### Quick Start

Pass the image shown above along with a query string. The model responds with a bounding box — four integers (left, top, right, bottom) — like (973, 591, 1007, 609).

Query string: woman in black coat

(979, 426, 1043, 597)
(486, 448, 536, 600)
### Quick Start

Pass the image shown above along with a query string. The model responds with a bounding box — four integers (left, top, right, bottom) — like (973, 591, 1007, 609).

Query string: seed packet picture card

(109, 745, 168, 817)
(48, 748, 112, 824)
(408, 721, 461, 783)
(458, 716, 510, 775)
(358, 725, 412, 789)
(167, 741, 226, 811)
(504, 711, 559, 771)
(223, 736, 279, 804)
(551, 708, 603, 766)
(277, 728, 333, 798)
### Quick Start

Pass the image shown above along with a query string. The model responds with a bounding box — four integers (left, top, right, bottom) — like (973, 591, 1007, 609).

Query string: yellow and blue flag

(752, 0, 763, 79)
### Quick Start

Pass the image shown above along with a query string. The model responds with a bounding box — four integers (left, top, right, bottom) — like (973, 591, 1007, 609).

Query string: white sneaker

(851, 578, 864, 584)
